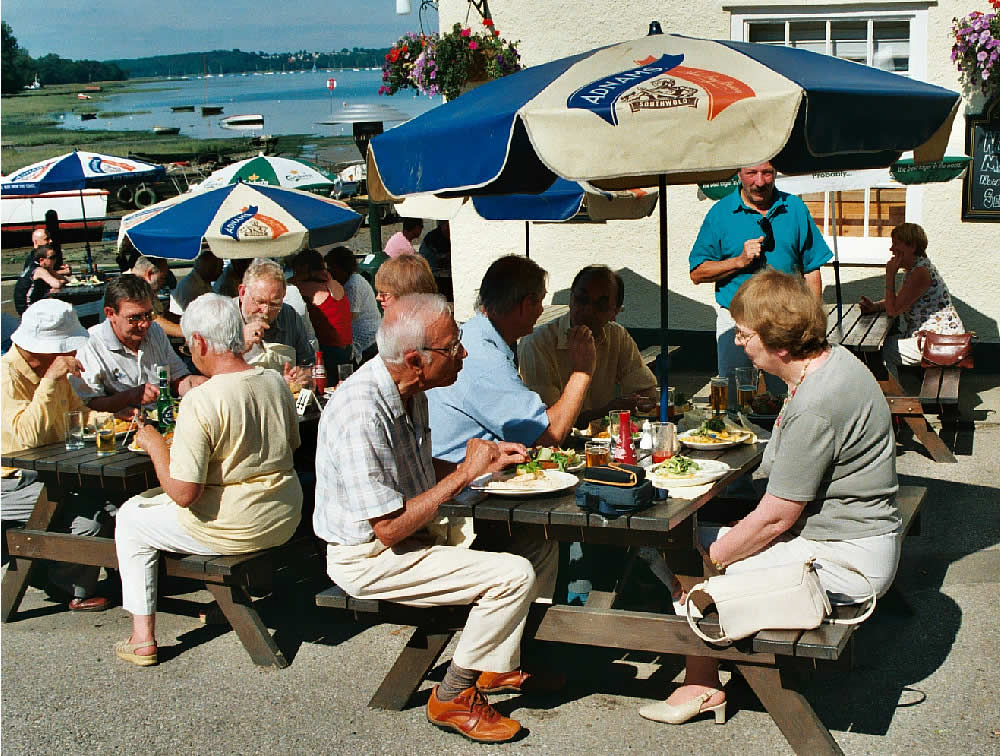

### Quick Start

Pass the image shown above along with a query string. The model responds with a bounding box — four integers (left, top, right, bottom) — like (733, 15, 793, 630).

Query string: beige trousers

(326, 530, 557, 673)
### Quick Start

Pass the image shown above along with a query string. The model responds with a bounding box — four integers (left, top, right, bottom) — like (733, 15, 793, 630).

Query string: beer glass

(584, 439, 611, 467)
(95, 414, 116, 457)
(709, 376, 729, 416)
(734, 367, 759, 412)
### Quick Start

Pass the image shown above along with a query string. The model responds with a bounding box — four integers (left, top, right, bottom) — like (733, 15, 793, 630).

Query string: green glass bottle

(156, 364, 175, 433)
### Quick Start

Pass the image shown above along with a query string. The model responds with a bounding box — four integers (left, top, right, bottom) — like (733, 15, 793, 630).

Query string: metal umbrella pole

(658, 174, 670, 422)
(78, 189, 95, 274)
(830, 195, 844, 332)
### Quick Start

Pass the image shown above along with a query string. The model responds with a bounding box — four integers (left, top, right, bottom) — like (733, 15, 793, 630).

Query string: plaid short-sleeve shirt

(312, 358, 435, 545)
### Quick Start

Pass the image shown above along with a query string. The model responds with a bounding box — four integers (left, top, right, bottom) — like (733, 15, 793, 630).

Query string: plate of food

(524, 446, 584, 472)
(648, 456, 731, 487)
(678, 419, 753, 450)
(473, 469, 580, 497)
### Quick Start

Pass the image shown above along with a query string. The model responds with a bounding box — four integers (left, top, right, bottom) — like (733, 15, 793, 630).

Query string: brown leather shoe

(477, 668, 566, 694)
(426, 685, 521, 743)
(68, 596, 110, 612)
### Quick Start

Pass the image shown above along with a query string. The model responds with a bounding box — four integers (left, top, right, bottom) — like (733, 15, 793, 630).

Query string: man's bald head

(31, 228, 51, 249)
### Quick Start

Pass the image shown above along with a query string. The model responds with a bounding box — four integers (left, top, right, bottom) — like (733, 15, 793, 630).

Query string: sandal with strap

(115, 638, 158, 667)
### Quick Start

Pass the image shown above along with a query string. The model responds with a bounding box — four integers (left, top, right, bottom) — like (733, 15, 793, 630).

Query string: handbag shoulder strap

(684, 583, 732, 645)
(819, 556, 877, 626)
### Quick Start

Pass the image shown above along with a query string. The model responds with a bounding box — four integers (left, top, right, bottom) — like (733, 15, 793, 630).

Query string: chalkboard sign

(963, 97, 1000, 221)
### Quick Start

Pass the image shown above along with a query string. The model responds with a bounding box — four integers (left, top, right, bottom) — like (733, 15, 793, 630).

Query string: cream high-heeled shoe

(638, 687, 726, 725)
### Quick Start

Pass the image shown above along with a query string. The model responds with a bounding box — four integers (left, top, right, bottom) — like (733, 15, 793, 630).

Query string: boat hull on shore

(1, 189, 108, 248)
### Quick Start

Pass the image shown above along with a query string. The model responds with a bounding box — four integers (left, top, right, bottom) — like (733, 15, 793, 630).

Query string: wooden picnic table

(824, 302, 956, 463)
(1, 404, 323, 667)
(337, 439, 858, 754)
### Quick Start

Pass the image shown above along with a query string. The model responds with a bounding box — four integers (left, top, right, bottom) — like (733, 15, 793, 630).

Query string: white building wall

(435, 0, 998, 341)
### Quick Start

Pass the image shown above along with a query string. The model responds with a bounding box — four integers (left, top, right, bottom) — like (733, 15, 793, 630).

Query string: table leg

(2, 485, 61, 622)
(204, 582, 289, 669)
(735, 660, 844, 756)
(881, 374, 957, 463)
(368, 627, 455, 710)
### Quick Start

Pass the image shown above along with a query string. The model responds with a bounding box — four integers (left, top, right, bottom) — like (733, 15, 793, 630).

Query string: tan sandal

(115, 638, 158, 667)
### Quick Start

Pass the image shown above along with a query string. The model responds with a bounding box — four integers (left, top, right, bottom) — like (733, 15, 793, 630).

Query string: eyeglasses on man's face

(124, 310, 155, 325)
(247, 292, 284, 312)
(423, 328, 463, 359)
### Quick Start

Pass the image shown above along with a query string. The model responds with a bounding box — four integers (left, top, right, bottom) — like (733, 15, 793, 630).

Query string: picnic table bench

(825, 303, 960, 463)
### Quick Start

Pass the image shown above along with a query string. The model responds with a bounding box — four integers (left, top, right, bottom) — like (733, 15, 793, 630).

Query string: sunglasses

(124, 310, 155, 324)
(758, 217, 775, 252)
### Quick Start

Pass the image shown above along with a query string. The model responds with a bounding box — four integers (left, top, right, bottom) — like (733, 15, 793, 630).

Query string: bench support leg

(735, 661, 844, 756)
(2, 486, 60, 623)
(205, 582, 288, 669)
(900, 415, 957, 464)
(369, 627, 455, 711)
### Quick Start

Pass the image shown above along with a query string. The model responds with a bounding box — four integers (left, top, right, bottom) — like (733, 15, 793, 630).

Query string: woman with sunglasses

(640, 269, 900, 726)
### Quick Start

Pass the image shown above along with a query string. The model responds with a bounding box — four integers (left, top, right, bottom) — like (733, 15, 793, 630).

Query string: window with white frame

(729, 6, 930, 264)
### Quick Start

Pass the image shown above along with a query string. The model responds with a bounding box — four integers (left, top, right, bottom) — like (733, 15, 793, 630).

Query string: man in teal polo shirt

(689, 161, 832, 401)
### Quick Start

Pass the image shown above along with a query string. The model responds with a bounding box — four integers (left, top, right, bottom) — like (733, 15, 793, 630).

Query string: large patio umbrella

(193, 154, 340, 193)
(1, 150, 166, 271)
(118, 182, 362, 260)
(366, 31, 960, 418)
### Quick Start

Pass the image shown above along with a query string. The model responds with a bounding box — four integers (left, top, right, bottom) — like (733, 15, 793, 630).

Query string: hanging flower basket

(380, 20, 521, 101)
(951, 4, 1000, 99)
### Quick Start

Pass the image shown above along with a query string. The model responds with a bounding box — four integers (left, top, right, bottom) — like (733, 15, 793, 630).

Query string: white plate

(473, 470, 580, 497)
(678, 430, 753, 450)
(648, 458, 732, 488)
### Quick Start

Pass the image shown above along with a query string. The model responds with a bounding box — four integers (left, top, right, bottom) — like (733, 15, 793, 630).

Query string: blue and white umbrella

(367, 32, 961, 419)
(118, 182, 363, 260)
(369, 33, 960, 197)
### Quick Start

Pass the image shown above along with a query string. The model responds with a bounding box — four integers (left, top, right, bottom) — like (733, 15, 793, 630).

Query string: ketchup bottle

(618, 410, 637, 465)
(311, 351, 327, 394)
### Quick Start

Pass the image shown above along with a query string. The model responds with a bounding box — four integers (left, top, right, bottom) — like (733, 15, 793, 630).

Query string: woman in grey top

(640, 269, 901, 727)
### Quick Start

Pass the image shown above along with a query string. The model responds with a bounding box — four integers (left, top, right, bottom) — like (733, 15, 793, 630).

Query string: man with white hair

(114, 294, 303, 666)
(236, 258, 314, 389)
(313, 293, 558, 744)
(1, 300, 111, 611)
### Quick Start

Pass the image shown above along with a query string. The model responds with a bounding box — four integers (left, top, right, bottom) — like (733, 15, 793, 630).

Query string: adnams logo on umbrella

(220, 205, 289, 241)
(567, 54, 755, 126)
(87, 157, 138, 175)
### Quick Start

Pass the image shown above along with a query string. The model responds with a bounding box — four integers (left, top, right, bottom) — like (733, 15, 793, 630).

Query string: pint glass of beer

(710, 376, 729, 416)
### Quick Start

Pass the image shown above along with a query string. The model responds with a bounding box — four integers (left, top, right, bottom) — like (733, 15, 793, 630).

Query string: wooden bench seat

(4, 529, 318, 668)
(920, 366, 963, 414)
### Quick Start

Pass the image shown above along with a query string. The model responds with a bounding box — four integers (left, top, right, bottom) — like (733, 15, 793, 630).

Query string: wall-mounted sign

(963, 97, 1000, 222)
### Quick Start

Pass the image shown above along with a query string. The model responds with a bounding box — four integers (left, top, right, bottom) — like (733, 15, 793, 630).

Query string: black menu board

(963, 97, 1000, 221)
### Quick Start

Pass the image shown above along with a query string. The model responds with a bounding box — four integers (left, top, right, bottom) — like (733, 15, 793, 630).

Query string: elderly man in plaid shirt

(313, 293, 558, 744)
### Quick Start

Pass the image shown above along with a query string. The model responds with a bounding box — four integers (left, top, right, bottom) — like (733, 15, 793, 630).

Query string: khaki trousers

(326, 531, 557, 673)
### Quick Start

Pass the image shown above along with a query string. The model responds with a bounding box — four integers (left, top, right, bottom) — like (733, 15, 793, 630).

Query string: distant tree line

(2, 22, 127, 94)
(109, 48, 391, 78)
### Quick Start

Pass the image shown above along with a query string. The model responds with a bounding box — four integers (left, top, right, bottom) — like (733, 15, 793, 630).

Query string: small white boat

(220, 114, 264, 129)
(1, 189, 109, 248)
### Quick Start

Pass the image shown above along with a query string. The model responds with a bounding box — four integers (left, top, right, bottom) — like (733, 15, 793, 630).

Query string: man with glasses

(689, 161, 832, 402)
(314, 293, 558, 743)
(75, 275, 204, 412)
(428, 255, 596, 464)
(236, 259, 314, 390)
(519, 265, 657, 428)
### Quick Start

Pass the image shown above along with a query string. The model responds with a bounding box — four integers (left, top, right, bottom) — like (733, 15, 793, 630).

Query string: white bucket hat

(10, 299, 90, 354)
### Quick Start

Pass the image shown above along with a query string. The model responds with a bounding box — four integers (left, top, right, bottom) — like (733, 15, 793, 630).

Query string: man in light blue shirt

(689, 161, 832, 400)
(428, 255, 596, 464)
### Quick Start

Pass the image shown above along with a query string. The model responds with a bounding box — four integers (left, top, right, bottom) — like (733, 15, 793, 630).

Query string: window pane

(801, 192, 827, 233)
(748, 22, 785, 44)
(831, 21, 868, 64)
(874, 21, 910, 73)
(869, 188, 907, 237)
(789, 21, 827, 54)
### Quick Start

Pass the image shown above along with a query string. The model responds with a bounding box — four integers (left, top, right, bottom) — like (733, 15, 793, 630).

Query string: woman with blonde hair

(373, 254, 437, 313)
(860, 222, 963, 378)
(640, 269, 900, 726)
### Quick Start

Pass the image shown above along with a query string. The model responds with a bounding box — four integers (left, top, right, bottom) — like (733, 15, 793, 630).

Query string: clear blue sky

(2, 0, 438, 60)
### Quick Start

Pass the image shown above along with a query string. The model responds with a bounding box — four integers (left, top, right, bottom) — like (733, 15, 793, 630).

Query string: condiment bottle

(618, 409, 637, 465)
(311, 351, 327, 394)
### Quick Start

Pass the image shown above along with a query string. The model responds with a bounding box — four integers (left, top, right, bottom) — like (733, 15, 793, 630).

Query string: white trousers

(326, 532, 557, 673)
(115, 491, 218, 616)
(716, 308, 786, 404)
(699, 525, 903, 603)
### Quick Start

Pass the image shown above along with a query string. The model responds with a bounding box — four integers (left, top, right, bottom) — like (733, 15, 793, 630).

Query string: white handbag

(685, 558, 876, 645)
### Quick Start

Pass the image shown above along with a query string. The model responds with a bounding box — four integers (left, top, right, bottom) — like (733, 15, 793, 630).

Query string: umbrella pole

(524, 221, 530, 258)
(658, 174, 669, 422)
(831, 195, 843, 330)
(79, 189, 94, 274)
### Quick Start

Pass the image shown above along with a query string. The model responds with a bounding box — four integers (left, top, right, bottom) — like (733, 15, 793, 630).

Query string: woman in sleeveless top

(859, 223, 963, 378)
(288, 249, 352, 366)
